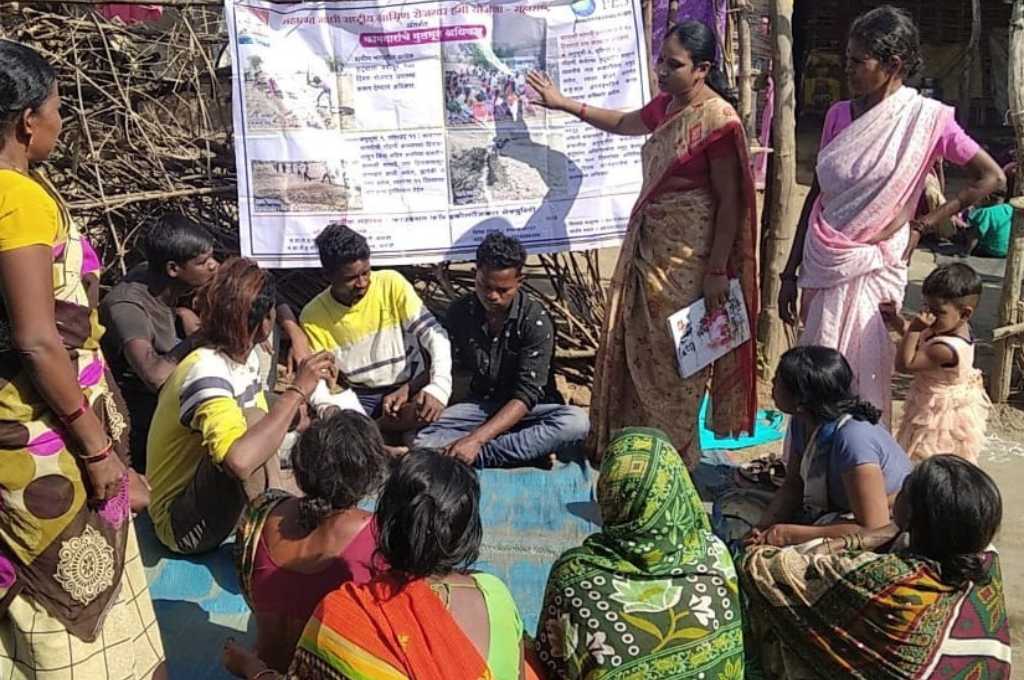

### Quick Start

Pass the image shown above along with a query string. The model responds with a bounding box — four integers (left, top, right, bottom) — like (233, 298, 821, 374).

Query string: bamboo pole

(735, 0, 756, 138)
(756, 0, 797, 377)
(992, 320, 1024, 342)
(958, 0, 981, 126)
(991, 195, 1024, 402)
(991, 0, 1024, 403)
(644, 0, 657, 95)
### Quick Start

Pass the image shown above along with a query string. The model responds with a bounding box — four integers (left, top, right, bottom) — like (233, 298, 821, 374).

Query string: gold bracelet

(284, 384, 308, 401)
(80, 438, 114, 465)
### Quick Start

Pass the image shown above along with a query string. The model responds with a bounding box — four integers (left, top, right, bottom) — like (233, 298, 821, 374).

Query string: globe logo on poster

(571, 0, 596, 17)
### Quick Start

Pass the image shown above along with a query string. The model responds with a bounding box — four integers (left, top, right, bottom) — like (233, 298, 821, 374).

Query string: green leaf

(621, 612, 665, 641)
(664, 627, 708, 643)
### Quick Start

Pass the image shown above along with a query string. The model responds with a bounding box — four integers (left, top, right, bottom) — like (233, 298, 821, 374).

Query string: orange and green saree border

(288, 575, 494, 680)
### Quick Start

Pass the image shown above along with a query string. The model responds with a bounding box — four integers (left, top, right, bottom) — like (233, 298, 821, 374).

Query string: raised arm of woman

(0, 246, 126, 500)
(525, 70, 650, 136)
(778, 176, 821, 325)
(220, 351, 335, 480)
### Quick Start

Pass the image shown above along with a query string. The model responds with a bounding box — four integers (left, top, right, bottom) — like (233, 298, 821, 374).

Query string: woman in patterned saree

(528, 20, 758, 468)
(740, 455, 1011, 679)
(534, 428, 744, 680)
(0, 41, 166, 677)
(777, 6, 1004, 426)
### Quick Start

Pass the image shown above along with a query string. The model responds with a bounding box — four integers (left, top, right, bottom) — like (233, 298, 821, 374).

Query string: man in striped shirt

(300, 223, 451, 433)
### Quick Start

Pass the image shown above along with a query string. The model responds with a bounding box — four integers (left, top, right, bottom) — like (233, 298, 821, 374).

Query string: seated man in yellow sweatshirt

(300, 222, 451, 433)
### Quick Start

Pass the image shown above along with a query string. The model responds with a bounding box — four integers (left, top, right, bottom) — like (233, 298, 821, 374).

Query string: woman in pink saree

(528, 21, 758, 468)
(779, 6, 1003, 426)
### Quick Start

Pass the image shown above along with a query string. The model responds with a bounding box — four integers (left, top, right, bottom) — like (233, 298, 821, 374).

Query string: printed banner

(226, 0, 650, 267)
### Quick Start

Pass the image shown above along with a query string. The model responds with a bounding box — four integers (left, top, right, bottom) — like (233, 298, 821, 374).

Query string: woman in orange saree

(223, 449, 541, 680)
(528, 21, 758, 467)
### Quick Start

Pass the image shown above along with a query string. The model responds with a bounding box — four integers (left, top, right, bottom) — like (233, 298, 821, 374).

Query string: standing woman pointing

(527, 21, 758, 467)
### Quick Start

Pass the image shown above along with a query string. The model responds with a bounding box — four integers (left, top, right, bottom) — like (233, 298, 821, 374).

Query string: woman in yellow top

(0, 41, 167, 677)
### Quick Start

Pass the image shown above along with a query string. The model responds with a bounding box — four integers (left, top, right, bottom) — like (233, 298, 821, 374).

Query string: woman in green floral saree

(534, 428, 744, 679)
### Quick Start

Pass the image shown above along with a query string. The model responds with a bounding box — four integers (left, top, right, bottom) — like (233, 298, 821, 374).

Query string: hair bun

(297, 496, 334, 532)
(941, 552, 988, 588)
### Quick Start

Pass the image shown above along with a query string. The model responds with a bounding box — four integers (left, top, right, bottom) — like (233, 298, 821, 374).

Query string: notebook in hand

(667, 278, 750, 379)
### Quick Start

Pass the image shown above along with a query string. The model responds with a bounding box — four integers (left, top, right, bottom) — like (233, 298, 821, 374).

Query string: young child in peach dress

(880, 263, 990, 463)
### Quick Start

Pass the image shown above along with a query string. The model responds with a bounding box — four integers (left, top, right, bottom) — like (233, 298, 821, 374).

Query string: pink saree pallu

(799, 87, 953, 426)
(589, 97, 759, 469)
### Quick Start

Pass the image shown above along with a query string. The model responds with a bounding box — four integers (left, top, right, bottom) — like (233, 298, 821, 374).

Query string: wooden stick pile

(1, 2, 238, 276)
(1, 2, 607, 387)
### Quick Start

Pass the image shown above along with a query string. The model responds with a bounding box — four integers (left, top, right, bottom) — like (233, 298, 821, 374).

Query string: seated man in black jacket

(414, 232, 589, 467)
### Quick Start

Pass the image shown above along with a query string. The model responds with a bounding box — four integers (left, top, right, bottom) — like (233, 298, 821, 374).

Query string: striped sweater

(300, 269, 452, 404)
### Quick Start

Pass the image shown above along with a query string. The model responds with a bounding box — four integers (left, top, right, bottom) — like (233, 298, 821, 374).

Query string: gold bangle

(284, 384, 308, 401)
(80, 438, 114, 465)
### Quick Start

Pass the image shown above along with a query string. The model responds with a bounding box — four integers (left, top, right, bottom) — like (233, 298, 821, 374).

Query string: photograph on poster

(448, 130, 567, 205)
(228, 0, 649, 266)
(443, 13, 550, 127)
(251, 160, 363, 212)
(242, 53, 357, 131)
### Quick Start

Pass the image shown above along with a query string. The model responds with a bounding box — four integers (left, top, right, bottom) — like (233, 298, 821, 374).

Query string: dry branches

(1, 2, 237, 275)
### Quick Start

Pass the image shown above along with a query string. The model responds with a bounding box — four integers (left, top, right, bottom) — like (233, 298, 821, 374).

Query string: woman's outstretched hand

(223, 638, 277, 679)
(294, 351, 337, 397)
(526, 70, 565, 110)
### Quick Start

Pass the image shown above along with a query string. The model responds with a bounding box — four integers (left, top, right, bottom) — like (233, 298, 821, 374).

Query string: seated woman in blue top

(743, 346, 912, 548)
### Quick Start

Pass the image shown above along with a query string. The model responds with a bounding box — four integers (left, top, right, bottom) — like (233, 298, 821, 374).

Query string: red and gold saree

(589, 95, 758, 468)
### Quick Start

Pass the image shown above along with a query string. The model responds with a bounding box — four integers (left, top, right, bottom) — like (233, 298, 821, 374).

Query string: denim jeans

(413, 400, 590, 468)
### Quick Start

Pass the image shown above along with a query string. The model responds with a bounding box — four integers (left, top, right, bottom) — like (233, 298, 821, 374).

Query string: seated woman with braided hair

(716, 346, 912, 547)
(227, 410, 389, 675)
(740, 455, 1011, 678)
